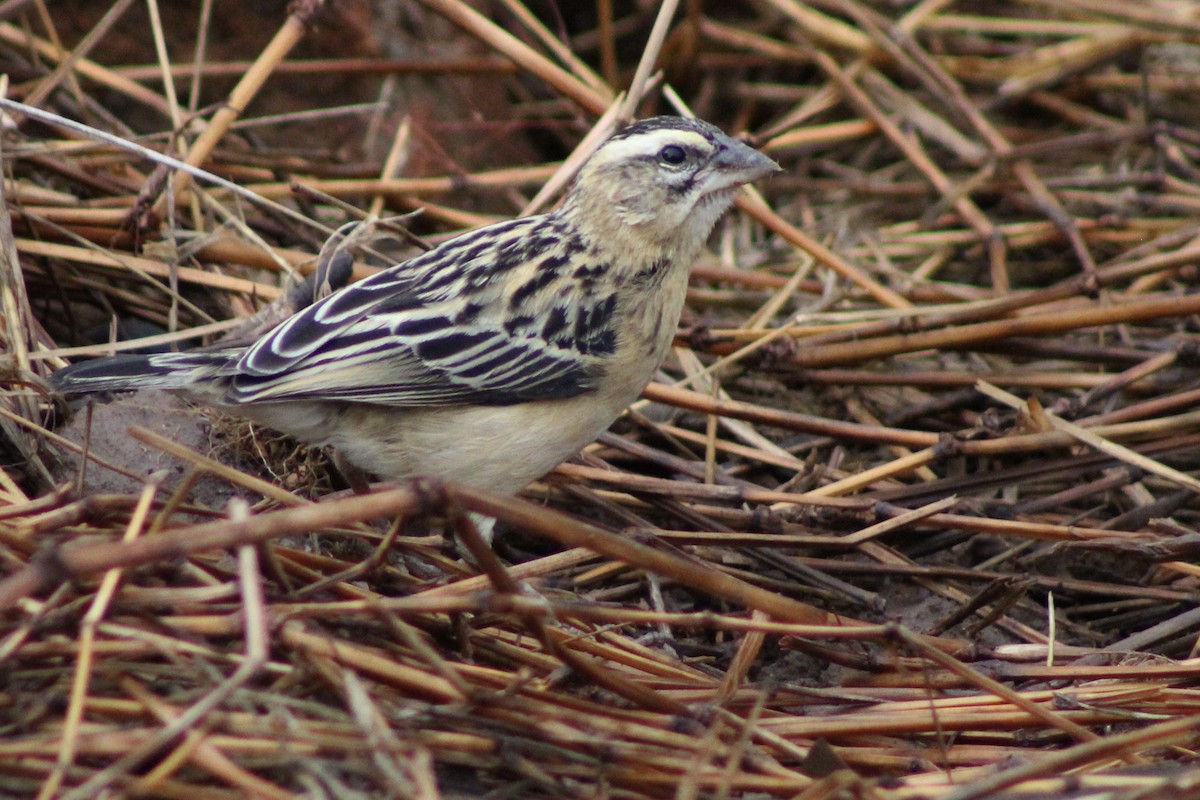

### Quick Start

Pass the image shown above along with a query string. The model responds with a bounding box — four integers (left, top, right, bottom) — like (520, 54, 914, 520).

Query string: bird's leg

(330, 448, 373, 494)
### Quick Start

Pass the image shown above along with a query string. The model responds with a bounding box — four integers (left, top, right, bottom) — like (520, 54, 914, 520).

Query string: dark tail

(51, 351, 237, 395)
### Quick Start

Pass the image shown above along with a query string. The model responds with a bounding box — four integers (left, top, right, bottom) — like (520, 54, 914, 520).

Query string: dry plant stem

(787, 290, 1200, 368)
(339, 672, 439, 798)
(15, 205, 136, 226)
(0, 21, 168, 115)
(461, 502, 816, 716)
(789, 367, 1143, 390)
(34, 319, 242, 361)
(0, 97, 330, 236)
(282, 623, 467, 703)
(23, 0, 136, 110)
(61, 511, 272, 800)
(0, 132, 49, 488)
(163, 0, 325, 208)
(843, 398, 938, 486)
(294, 521, 404, 599)
(187, 0, 213, 115)
(256, 162, 560, 202)
(597, 0, 617, 86)
(894, 627, 1103, 748)
(371, 610, 476, 699)
(977, 382, 1200, 496)
(716, 610, 769, 704)
(807, 448, 938, 497)
(0, 484, 424, 608)
(939, 714, 1200, 800)
(168, 594, 896, 641)
(737, 192, 911, 309)
(671, 347, 799, 469)
(30, 0, 90, 117)
(805, 43, 1008, 291)
(761, 0, 873, 53)
(995, 662, 1200, 683)
(413, 0, 610, 114)
(896, 25, 1100, 282)
(618, 0, 680, 120)
(858, 70, 987, 165)
(1106, 606, 1200, 654)
(114, 56, 521, 81)
(1068, 349, 1177, 414)
(127, 426, 310, 507)
(37, 476, 159, 800)
(836, 497, 958, 545)
(366, 116, 411, 219)
(17, 238, 282, 298)
(788, 237, 1200, 352)
(495, 0, 609, 95)
(644, 382, 935, 447)
(763, 118, 877, 151)
(192, 235, 328, 277)
(555, 463, 864, 509)
(144, 0, 182, 136)
(199, 187, 308, 272)
(122, 678, 299, 800)
(649, 421, 810, 471)
(700, 18, 814, 78)
(646, 381, 1199, 462)
(446, 483, 968, 653)
(646, 500, 1148, 548)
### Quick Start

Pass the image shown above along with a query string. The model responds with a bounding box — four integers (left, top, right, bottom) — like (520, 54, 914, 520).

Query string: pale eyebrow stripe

(593, 130, 714, 164)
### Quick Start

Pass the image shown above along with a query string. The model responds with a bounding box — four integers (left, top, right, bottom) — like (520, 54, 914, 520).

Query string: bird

(52, 116, 780, 503)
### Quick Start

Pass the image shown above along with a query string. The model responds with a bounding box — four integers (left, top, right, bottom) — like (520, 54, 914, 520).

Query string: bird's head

(563, 116, 780, 261)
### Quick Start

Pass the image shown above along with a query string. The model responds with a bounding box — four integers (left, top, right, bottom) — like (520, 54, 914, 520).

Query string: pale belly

(239, 386, 640, 495)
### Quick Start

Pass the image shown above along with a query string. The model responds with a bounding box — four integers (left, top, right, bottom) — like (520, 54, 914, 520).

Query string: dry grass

(3, 0, 1200, 797)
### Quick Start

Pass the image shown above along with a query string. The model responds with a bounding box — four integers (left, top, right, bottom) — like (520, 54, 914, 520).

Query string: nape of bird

(53, 116, 780, 501)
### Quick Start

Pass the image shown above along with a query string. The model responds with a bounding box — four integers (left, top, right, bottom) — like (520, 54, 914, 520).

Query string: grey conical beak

(711, 136, 781, 188)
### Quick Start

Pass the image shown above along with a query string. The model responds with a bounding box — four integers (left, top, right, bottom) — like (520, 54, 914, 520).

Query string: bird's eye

(658, 145, 687, 165)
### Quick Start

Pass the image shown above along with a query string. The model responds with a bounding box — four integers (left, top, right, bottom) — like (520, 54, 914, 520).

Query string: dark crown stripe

(609, 115, 723, 144)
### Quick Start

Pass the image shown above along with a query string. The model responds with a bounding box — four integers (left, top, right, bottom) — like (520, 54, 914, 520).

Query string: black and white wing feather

(225, 217, 619, 407)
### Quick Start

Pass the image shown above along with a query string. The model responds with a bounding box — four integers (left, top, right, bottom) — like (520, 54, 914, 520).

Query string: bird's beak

(709, 137, 781, 190)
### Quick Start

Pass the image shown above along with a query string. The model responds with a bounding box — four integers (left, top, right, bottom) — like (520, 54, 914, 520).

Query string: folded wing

(225, 220, 612, 408)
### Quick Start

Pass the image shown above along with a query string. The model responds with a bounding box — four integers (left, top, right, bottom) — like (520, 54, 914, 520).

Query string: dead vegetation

(3, 0, 1200, 797)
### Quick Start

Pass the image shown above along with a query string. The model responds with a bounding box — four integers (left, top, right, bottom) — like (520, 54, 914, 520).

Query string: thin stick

(38, 475, 160, 800)
(978, 381, 1200, 496)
